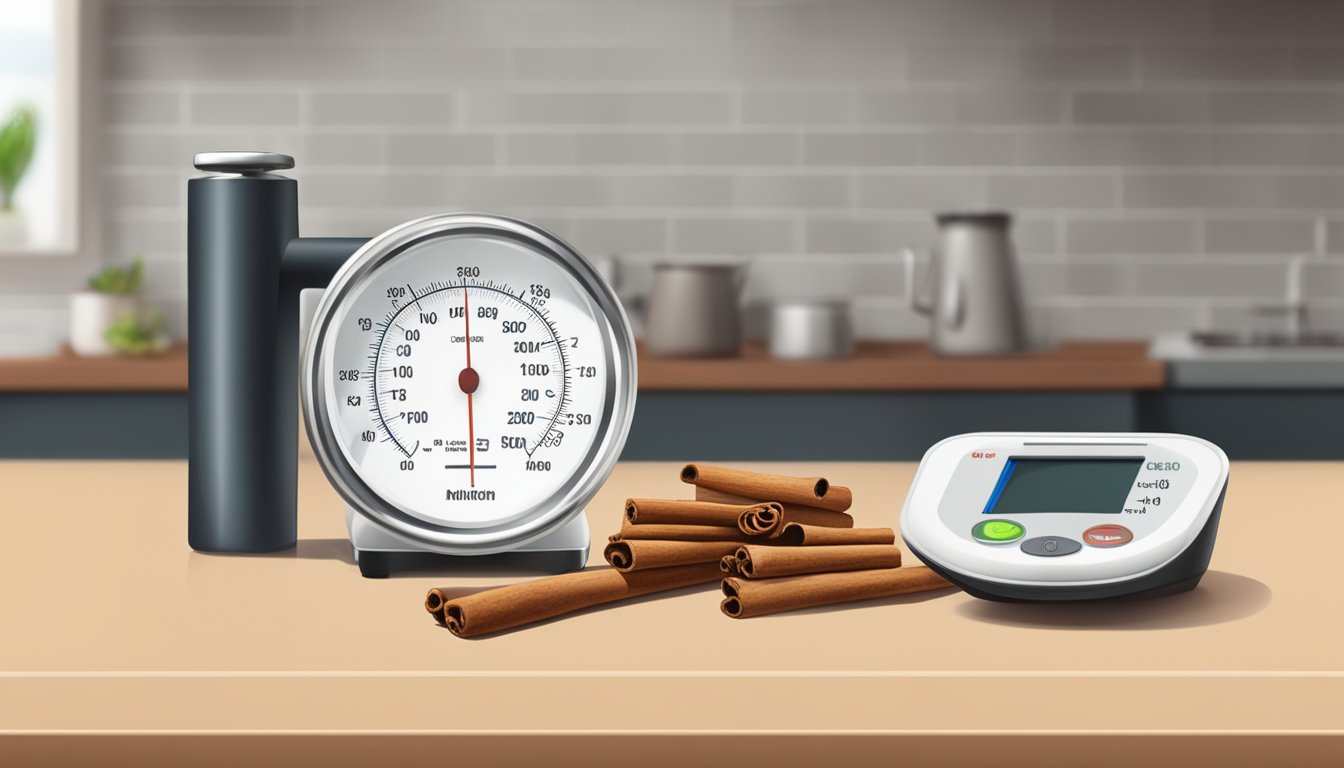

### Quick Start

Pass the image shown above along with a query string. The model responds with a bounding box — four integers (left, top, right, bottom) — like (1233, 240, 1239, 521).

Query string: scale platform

(344, 506, 590, 578)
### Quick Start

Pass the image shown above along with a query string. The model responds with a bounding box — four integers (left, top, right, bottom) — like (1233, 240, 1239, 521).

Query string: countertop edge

(2, 732, 1341, 768)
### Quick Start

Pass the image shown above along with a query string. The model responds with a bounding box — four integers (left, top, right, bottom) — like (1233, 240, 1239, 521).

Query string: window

(0, 0, 79, 254)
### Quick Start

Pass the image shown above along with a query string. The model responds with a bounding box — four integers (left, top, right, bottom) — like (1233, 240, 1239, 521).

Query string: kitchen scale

(187, 152, 636, 577)
(901, 432, 1228, 602)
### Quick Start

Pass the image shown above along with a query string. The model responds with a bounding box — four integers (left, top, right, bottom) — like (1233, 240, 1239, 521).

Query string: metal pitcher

(644, 262, 745, 357)
(907, 212, 1027, 356)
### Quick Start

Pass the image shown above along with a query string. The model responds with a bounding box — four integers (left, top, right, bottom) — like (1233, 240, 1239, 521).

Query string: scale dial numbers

(368, 283, 571, 462)
(321, 235, 612, 529)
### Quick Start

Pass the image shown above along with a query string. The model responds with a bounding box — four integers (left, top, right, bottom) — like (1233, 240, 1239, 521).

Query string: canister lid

(194, 151, 295, 176)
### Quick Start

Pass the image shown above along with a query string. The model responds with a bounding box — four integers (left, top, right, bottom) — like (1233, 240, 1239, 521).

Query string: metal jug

(644, 263, 744, 357)
(907, 212, 1027, 356)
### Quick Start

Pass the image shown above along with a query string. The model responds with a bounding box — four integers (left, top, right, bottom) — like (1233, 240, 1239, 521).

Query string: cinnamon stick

(694, 486, 856, 529)
(432, 563, 723, 638)
(720, 555, 739, 574)
(771, 523, 896, 546)
(720, 566, 953, 619)
(681, 464, 853, 512)
(731, 497, 855, 535)
(604, 539, 743, 572)
(734, 544, 902, 579)
(624, 498, 781, 528)
(425, 589, 450, 622)
(613, 520, 764, 543)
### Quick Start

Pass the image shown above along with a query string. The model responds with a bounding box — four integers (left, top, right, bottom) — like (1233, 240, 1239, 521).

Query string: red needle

(457, 287, 479, 488)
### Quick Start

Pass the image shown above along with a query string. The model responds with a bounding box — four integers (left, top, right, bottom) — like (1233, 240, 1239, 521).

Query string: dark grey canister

(187, 158, 301, 552)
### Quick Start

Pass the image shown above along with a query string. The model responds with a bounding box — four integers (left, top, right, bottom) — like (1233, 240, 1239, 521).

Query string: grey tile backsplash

(27, 0, 1344, 346)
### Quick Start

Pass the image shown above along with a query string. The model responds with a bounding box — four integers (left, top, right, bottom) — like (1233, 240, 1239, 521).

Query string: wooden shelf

(0, 344, 187, 392)
(637, 340, 1166, 391)
(0, 341, 1165, 394)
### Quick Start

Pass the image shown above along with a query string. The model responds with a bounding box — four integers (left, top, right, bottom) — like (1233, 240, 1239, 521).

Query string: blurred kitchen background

(2, 0, 1343, 460)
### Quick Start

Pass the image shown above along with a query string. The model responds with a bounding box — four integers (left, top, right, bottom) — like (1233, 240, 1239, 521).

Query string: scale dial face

(303, 214, 635, 552)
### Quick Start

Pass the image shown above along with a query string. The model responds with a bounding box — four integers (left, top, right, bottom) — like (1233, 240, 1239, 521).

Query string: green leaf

(104, 307, 167, 356)
(0, 105, 37, 210)
(88, 255, 145, 295)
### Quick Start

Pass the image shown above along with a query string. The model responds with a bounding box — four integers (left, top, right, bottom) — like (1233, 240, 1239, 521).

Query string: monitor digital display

(983, 457, 1143, 515)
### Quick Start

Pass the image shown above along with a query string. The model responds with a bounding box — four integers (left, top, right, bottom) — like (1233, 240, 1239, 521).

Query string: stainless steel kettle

(907, 212, 1027, 356)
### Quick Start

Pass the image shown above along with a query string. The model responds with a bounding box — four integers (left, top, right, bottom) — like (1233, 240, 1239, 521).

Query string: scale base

(344, 506, 591, 578)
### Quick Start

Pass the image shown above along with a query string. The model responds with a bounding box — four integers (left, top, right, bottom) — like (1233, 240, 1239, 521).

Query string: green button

(973, 519, 1024, 543)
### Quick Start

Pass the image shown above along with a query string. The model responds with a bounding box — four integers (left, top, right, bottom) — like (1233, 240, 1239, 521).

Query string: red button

(1083, 524, 1133, 548)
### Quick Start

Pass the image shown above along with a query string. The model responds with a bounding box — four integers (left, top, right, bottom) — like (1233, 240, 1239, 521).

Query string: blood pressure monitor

(901, 432, 1229, 602)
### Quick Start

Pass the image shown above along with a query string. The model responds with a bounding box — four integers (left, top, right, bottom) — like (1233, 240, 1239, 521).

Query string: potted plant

(104, 307, 170, 356)
(0, 105, 37, 244)
(70, 257, 146, 356)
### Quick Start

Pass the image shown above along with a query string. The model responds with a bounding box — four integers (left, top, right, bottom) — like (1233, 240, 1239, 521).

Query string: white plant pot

(70, 292, 141, 357)
(0, 208, 28, 245)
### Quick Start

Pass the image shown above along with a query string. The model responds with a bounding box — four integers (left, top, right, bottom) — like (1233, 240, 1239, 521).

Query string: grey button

(1020, 536, 1082, 557)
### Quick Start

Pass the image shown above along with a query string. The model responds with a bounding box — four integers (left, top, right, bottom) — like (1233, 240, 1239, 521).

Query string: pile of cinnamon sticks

(425, 465, 954, 638)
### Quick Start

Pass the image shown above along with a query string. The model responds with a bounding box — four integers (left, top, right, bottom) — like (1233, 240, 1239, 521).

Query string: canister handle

(903, 248, 936, 316)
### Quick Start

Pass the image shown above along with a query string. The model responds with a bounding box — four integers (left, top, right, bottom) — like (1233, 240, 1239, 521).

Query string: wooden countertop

(1, 459, 1338, 767)
(0, 340, 1163, 393)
